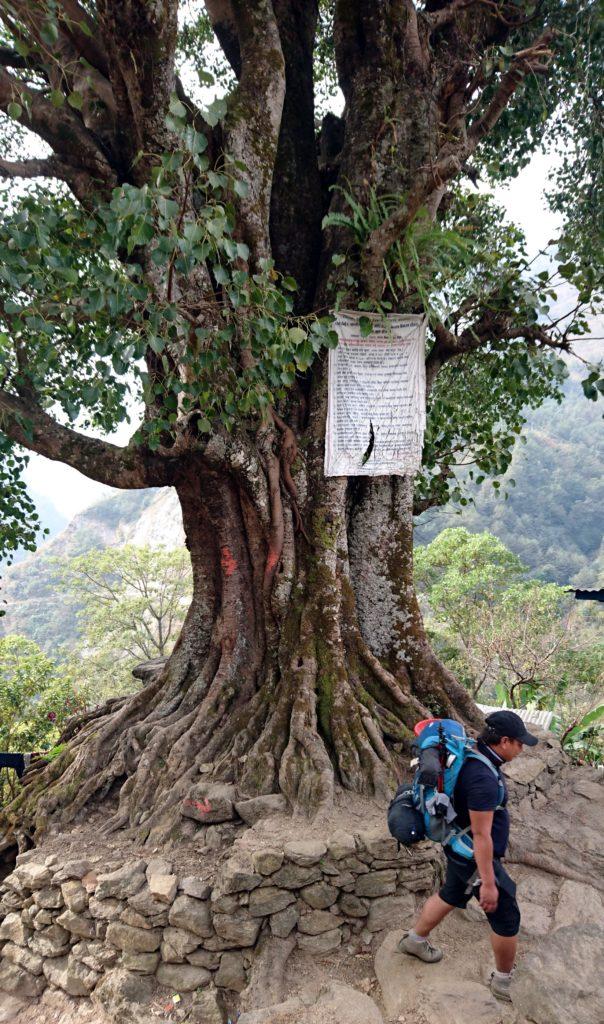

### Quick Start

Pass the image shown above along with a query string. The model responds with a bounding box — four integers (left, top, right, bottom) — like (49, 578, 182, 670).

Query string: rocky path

(241, 862, 603, 1024)
(1, 734, 602, 1024)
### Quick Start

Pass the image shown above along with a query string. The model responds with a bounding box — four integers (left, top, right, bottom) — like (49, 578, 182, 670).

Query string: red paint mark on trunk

(220, 546, 237, 576)
(266, 547, 280, 574)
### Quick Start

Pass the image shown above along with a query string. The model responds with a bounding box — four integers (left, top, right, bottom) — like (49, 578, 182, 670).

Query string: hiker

(0, 751, 42, 779)
(399, 710, 538, 1003)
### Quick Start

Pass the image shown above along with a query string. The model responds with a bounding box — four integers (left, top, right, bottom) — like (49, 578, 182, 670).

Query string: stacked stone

(242, 830, 439, 954)
(0, 828, 440, 1005)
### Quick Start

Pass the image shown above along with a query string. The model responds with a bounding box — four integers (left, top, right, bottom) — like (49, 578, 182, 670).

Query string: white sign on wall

(324, 310, 427, 478)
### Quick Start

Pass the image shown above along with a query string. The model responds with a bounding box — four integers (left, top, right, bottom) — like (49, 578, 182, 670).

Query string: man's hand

(479, 881, 499, 913)
(469, 809, 498, 913)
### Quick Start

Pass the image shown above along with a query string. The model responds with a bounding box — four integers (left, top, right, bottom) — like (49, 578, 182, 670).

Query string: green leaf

(169, 96, 187, 119)
(157, 197, 180, 221)
(129, 219, 155, 249)
(204, 96, 228, 127)
(50, 89, 65, 108)
(213, 265, 229, 285)
(186, 129, 208, 155)
(295, 339, 314, 370)
(67, 91, 84, 111)
(288, 326, 306, 346)
(7, 102, 22, 119)
(40, 19, 59, 45)
(359, 316, 373, 337)
(582, 380, 598, 400)
(234, 179, 249, 199)
(183, 222, 204, 244)
(208, 171, 228, 190)
(147, 336, 165, 355)
(563, 703, 604, 744)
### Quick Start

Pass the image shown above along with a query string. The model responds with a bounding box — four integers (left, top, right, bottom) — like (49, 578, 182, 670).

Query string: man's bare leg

(490, 932, 517, 973)
(412, 894, 455, 937)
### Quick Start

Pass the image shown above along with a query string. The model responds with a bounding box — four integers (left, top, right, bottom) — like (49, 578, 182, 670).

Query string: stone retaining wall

(0, 828, 440, 1012)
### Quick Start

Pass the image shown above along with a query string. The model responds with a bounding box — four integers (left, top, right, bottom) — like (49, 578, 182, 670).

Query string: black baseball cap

(485, 710, 538, 746)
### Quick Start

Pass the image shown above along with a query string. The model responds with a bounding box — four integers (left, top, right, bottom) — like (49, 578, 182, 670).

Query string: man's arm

(469, 809, 498, 913)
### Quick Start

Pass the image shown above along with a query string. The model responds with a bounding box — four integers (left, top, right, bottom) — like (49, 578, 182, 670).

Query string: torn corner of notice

(324, 310, 427, 478)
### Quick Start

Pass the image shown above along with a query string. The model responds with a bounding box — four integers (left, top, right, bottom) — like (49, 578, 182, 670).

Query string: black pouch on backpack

(416, 745, 442, 787)
(387, 785, 426, 846)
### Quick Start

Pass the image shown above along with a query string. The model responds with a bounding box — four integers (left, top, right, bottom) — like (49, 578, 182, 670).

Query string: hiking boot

(397, 931, 443, 963)
(489, 971, 513, 1002)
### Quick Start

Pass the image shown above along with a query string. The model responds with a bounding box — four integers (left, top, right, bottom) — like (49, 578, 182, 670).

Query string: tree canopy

(0, 0, 601, 565)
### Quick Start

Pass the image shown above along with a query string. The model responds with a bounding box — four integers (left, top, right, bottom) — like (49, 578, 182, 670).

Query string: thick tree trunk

(4, 367, 482, 851)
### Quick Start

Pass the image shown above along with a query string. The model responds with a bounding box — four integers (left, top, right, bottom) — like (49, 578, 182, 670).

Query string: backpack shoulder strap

(465, 750, 505, 809)
(466, 750, 500, 777)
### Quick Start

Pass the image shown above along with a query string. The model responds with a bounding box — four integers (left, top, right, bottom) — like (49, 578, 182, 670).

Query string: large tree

(0, 0, 601, 845)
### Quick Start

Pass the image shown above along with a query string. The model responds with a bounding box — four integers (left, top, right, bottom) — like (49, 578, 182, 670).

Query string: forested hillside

(416, 371, 603, 585)
(0, 490, 181, 652)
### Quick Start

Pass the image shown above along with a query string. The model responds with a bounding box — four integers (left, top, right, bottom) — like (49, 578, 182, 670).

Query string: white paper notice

(324, 310, 426, 477)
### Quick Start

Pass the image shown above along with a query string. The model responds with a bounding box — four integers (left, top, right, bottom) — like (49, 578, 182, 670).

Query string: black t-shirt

(453, 740, 509, 857)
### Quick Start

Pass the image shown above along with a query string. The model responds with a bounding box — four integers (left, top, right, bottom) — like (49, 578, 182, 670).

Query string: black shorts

(439, 851, 520, 937)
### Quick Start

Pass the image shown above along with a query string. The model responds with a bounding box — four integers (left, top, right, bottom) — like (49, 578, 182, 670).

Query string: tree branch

(0, 389, 169, 489)
(425, 312, 570, 391)
(224, 0, 286, 263)
(0, 155, 77, 184)
(361, 28, 556, 298)
(426, 0, 486, 31)
(402, 0, 429, 73)
(96, 0, 179, 173)
(269, 0, 323, 309)
(205, 0, 241, 77)
(56, 0, 110, 78)
(0, 68, 116, 198)
(0, 46, 40, 70)
(468, 29, 555, 145)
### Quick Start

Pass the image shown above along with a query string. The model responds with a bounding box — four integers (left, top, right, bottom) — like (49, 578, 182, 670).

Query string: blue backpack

(388, 718, 505, 860)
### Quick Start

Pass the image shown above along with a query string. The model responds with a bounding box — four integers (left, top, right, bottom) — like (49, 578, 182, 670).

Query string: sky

(22, 150, 566, 523)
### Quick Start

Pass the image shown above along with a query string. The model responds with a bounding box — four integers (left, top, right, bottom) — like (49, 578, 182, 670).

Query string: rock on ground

(0, 988, 106, 1024)
(238, 981, 384, 1023)
(553, 880, 603, 930)
(511, 924, 604, 1024)
(374, 924, 517, 1024)
(423, 977, 507, 1024)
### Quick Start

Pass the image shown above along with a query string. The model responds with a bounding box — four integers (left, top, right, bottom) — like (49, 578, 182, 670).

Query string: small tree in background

(416, 528, 603, 707)
(0, 635, 87, 805)
(56, 546, 193, 698)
